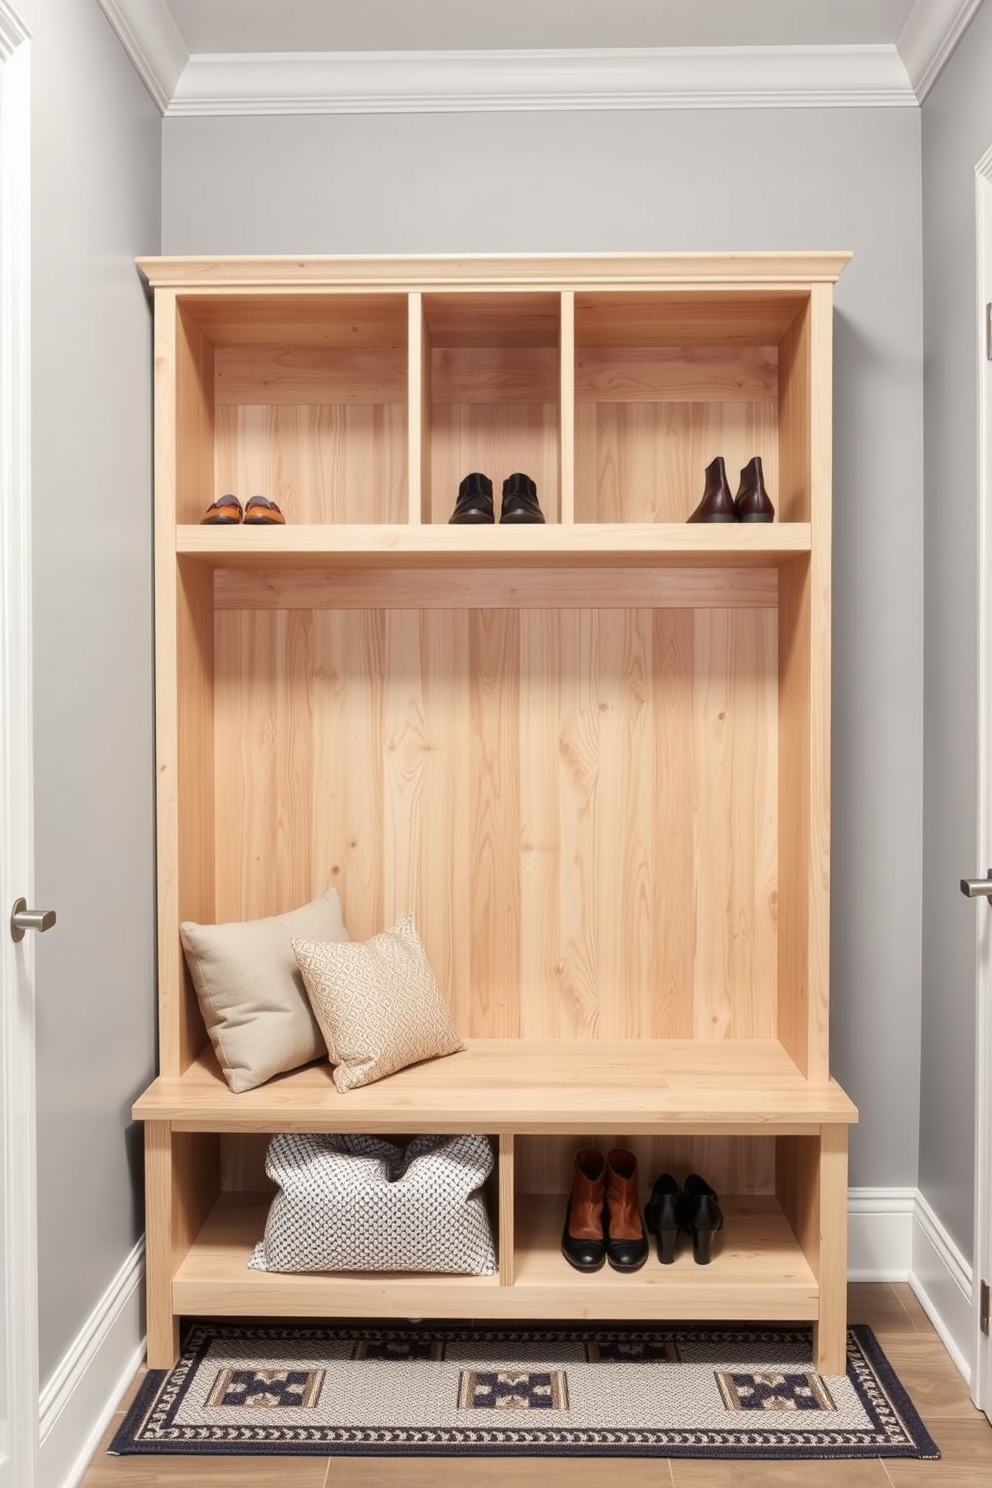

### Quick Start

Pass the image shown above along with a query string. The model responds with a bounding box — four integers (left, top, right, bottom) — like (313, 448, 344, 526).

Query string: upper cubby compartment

(573, 290, 812, 526)
(417, 292, 564, 526)
(171, 291, 410, 526)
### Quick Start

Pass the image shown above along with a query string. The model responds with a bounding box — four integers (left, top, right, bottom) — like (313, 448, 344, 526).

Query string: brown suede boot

(561, 1148, 606, 1272)
(605, 1148, 649, 1272)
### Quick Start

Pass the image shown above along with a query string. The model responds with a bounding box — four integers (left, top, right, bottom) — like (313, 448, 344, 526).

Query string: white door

(968, 154, 992, 1427)
(0, 7, 38, 1485)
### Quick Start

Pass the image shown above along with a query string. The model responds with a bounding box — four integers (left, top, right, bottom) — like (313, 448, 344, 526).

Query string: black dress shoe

(687, 457, 737, 523)
(682, 1173, 724, 1265)
(734, 456, 775, 522)
(644, 1172, 683, 1264)
(449, 472, 495, 524)
(500, 472, 545, 524)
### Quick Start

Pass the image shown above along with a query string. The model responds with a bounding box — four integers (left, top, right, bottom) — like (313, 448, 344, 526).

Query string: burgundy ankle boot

(733, 456, 775, 522)
(687, 456, 737, 523)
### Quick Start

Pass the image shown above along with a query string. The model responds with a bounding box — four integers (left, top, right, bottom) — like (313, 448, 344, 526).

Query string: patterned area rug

(109, 1321, 939, 1460)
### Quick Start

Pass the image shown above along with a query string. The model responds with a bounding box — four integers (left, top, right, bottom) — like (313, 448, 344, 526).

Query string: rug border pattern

(109, 1322, 941, 1461)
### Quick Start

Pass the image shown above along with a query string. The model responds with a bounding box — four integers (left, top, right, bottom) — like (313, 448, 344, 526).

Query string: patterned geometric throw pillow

(292, 914, 465, 1091)
(249, 1131, 497, 1274)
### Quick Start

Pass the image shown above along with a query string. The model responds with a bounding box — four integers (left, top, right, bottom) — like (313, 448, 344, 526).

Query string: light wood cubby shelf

(133, 250, 857, 1374)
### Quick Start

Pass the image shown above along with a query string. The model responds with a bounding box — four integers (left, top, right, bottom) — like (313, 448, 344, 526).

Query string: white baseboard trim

(910, 1191, 973, 1383)
(38, 1238, 146, 1488)
(30, 1189, 976, 1484)
(847, 1186, 916, 1280)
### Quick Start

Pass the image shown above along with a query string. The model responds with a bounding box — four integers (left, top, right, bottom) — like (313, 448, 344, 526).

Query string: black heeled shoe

(683, 1173, 724, 1265)
(644, 1172, 683, 1264)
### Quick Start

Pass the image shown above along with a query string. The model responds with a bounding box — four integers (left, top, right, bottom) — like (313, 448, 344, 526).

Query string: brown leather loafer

(199, 494, 242, 525)
(244, 495, 286, 525)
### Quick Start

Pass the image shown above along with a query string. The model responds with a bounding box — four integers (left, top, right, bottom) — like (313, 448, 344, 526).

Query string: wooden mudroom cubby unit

(133, 251, 856, 1375)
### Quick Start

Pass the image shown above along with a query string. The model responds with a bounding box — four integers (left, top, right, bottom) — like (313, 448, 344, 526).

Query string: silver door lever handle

(10, 897, 57, 943)
(960, 872, 992, 898)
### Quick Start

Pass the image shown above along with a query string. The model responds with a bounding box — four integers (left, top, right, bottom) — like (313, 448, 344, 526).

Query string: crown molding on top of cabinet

(95, 0, 187, 114)
(897, 0, 985, 102)
(166, 45, 917, 115)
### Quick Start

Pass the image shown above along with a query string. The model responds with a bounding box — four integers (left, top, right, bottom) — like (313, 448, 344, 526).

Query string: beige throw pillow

(292, 914, 465, 1092)
(180, 888, 350, 1094)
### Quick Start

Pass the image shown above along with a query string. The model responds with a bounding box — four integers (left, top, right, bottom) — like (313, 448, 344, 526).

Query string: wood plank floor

(81, 1284, 991, 1487)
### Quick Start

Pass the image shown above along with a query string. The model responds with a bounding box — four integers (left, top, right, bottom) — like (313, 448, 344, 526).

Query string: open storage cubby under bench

(134, 251, 857, 1376)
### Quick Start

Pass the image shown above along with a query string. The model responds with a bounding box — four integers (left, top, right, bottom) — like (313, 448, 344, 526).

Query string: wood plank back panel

(211, 603, 778, 1044)
(215, 566, 780, 612)
(575, 346, 778, 402)
(516, 1134, 776, 1198)
(430, 402, 559, 526)
(574, 400, 779, 524)
(214, 404, 407, 525)
(215, 346, 408, 406)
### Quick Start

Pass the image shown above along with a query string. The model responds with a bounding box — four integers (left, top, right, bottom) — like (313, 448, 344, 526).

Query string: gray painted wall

(919, 4, 992, 1262)
(162, 107, 925, 1192)
(31, 0, 160, 1382)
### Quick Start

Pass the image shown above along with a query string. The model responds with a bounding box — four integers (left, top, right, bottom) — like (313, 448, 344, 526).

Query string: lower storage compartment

(143, 1110, 851, 1372)
(171, 1189, 817, 1322)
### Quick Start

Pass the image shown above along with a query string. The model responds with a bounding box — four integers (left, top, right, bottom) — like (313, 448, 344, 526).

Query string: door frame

(973, 147, 992, 1422)
(0, 2, 38, 1484)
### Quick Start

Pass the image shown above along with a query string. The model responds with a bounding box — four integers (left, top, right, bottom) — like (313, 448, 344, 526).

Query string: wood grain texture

(133, 1041, 858, 1132)
(159, 300, 219, 1074)
(215, 566, 780, 611)
(215, 346, 407, 405)
(422, 291, 562, 347)
(432, 347, 559, 403)
(575, 346, 777, 402)
(140, 253, 852, 1350)
(180, 523, 811, 568)
(215, 403, 407, 525)
(139, 251, 852, 291)
(559, 291, 576, 524)
(210, 602, 779, 1043)
(409, 292, 429, 523)
(176, 289, 410, 348)
(776, 1126, 849, 1373)
(144, 1125, 220, 1369)
(574, 400, 778, 524)
(430, 401, 559, 525)
(515, 1135, 775, 1198)
(498, 1134, 515, 1286)
(574, 290, 811, 346)
(166, 1190, 816, 1322)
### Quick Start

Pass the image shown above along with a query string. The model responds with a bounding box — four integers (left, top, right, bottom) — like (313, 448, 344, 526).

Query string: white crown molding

(94, 0, 989, 114)
(95, 0, 187, 114)
(897, 0, 986, 101)
(165, 44, 916, 115)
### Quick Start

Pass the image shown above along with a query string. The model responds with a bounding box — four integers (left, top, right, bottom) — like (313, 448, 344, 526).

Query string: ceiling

(98, 0, 985, 114)
(163, 0, 921, 55)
